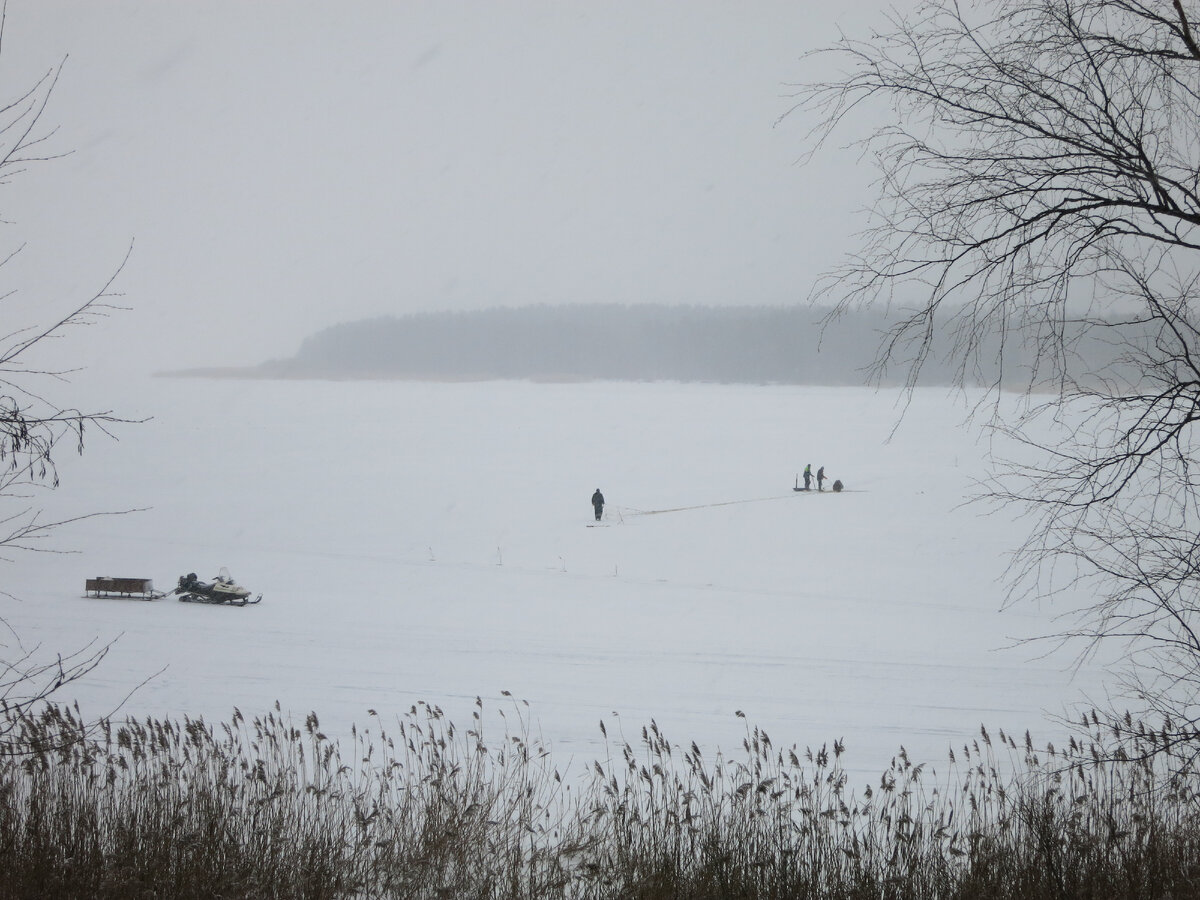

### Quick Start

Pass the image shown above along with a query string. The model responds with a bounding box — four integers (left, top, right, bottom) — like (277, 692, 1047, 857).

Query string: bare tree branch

(0, 3, 142, 748)
(795, 0, 1200, 753)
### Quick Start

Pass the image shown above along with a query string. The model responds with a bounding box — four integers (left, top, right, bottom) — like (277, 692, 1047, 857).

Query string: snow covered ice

(4, 376, 1111, 783)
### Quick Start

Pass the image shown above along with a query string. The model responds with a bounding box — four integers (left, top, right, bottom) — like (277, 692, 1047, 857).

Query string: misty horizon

(159, 302, 1137, 390)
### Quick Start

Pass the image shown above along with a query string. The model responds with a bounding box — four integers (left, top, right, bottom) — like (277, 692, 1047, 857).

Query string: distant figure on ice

(591, 488, 605, 521)
(802, 464, 813, 491)
(817, 466, 826, 491)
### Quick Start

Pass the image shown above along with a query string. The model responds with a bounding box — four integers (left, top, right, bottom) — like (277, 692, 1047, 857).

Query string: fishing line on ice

(622, 493, 800, 517)
(617, 485, 863, 519)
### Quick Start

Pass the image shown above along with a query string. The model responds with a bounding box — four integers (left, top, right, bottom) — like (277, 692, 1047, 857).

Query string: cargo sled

(85, 577, 165, 600)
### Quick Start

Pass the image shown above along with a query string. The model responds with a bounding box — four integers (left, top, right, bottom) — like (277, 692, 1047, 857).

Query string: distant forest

(252, 305, 976, 386)
(238, 303, 1145, 387)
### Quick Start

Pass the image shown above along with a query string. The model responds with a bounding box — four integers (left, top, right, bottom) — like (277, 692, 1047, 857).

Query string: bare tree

(0, 8, 135, 743)
(795, 0, 1200, 756)
(0, 259, 132, 563)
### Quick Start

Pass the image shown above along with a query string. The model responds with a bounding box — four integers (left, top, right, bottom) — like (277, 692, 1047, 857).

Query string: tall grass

(2, 700, 1199, 899)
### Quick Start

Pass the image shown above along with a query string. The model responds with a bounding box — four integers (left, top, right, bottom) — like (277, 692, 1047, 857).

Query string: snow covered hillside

(4, 377, 1110, 782)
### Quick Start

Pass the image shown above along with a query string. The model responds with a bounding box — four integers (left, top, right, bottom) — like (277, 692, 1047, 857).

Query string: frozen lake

(4, 376, 1111, 782)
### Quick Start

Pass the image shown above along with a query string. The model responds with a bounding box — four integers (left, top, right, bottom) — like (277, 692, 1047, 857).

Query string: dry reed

(2, 700, 1199, 899)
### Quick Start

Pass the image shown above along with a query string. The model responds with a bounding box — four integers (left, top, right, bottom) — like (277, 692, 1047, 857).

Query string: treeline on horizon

(256, 305, 963, 386)
(251, 303, 1144, 388)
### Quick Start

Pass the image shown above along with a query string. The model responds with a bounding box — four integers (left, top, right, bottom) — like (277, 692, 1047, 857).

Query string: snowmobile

(175, 568, 262, 606)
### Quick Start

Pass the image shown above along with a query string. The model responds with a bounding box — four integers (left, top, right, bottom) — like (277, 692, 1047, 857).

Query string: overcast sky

(1, 1, 899, 375)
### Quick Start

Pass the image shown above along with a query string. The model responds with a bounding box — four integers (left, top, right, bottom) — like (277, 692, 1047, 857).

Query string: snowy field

(4, 376, 1112, 783)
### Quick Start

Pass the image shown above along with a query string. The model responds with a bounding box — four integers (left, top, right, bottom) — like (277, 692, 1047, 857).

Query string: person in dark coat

(591, 489, 605, 521)
(817, 466, 826, 491)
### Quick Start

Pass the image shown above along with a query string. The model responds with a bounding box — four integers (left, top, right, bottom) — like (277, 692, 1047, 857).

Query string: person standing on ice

(817, 466, 826, 491)
(591, 488, 605, 521)
(802, 464, 813, 491)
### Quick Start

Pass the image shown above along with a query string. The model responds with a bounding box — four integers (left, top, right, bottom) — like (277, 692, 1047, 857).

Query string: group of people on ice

(798, 464, 842, 493)
(591, 466, 844, 521)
